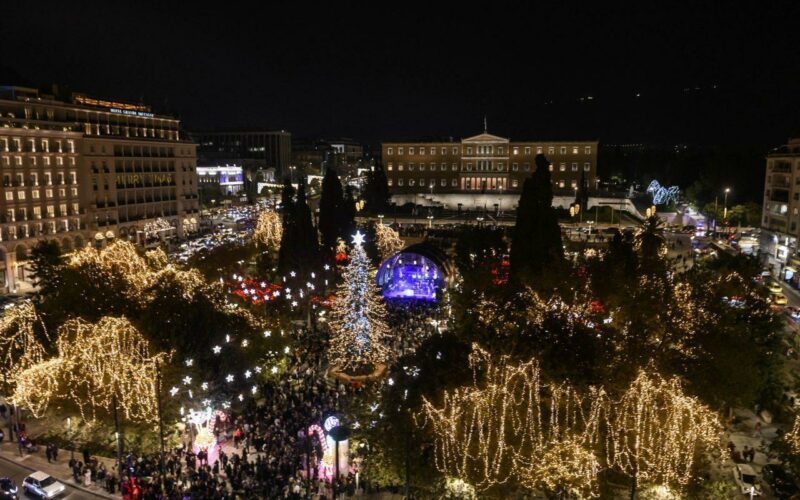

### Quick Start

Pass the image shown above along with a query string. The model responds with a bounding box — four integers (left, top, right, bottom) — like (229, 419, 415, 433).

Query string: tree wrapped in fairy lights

(329, 231, 390, 373)
(606, 370, 723, 496)
(418, 344, 607, 496)
(12, 316, 169, 424)
(0, 301, 49, 392)
(254, 209, 282, 252)
(374, 222, 404, 260)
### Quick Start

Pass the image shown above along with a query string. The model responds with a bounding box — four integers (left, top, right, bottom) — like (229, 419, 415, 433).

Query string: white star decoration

(352, 230, 366, 246)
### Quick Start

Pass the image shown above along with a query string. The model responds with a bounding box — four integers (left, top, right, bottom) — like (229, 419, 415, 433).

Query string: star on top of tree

(351, 230, 366, 247)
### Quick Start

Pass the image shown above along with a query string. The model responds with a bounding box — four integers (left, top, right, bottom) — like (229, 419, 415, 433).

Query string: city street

(0, 455, 99, 499)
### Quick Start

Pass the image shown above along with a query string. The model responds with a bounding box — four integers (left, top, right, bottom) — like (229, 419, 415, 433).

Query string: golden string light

(418, 345, 723, 496)
(373, 222, 404, 260)
(12, 317, 170, 424)
(418, 344, 607, 494)
(0, 301, 49, 392)
(605, 370, 723, 491)
(253, 209, 282, 251)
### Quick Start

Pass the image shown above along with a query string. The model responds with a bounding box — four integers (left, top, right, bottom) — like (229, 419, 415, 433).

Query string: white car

(733, 463, 762, 496)
(22, 472, 65, 499)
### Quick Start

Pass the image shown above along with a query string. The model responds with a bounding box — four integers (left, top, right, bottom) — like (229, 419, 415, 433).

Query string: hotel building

(762, 137, 800, 276)
(382, 132, 598, 205)
(0, 85, 200, 292)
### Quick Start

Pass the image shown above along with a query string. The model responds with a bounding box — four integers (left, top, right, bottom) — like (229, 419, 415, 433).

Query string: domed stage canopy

(376, 243, 451, 302)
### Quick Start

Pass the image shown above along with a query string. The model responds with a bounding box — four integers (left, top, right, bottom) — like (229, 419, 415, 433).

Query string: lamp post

(723, 187, 731, 233)
(67, 417, 74, 460)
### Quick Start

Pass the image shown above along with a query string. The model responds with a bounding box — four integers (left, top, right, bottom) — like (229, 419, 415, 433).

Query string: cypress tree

(510, 154, 564, 283)
(363, 166, 390, 213)
(319, 168, 345, 253)
(294, 177, 320, 274)
(342, 185, 357, 239)
(278, 180, 297, 275)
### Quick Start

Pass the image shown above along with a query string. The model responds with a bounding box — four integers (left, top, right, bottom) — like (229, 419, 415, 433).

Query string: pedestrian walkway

(0, 441, 118, 498)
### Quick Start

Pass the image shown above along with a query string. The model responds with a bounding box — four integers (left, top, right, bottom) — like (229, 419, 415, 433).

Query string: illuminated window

(451, 179, 457, 187)
(430, 147, 436, 154)
(398, 178, 404, 186)
(559, 163, 566, 172)
(387, 178, 393, 186)
(409, 179, 415, 187)
(4, 192, 11, 201)
(585, 146, 592, 154)
(572, 146, 579, 154)
(548, 147, 555, 154)
(571, 180, 577, 188)
(536, 146, 543, 154)
(452, 164, 457, 171)
(452, 147, 458, 154)
(572, 163, 578, 171)
(409, 164, 415, 171)
(398, 147, 403, 155)
(409, 147, 415, 155)
(513, 147, 519, 155)
(419, 164, 425, 171)
(512, 163, 518, 171)
(559, 180, 565, 188)
(440, 179, 446, 187)
(512, 179, 519, 187)
(525, 147, 531, 154)
(549, 164, 554, 172)
(387, 164, 393, 171)
(560, 147, 567, 154)
(441, 147, 446, 154)
(387, 147, 393, 155)
(584, 163, 591, 171)
(398, 164, 404, 171)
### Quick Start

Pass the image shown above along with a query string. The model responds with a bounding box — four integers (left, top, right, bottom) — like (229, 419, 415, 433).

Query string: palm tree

(634, 215, 666, 269)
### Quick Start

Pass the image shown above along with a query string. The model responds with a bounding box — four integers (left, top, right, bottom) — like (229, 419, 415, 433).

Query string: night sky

(2, 1, 799, 146)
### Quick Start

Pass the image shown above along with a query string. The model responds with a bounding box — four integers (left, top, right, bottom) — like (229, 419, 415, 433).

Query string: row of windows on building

(0, 219, 80, 240)
(3, 187, 79, 202)
(3, 171, 76, 187)
(387, 177, 582, 189)
(386, 162, 592, 172)
(1, 154, 77, 168)
(386, 145, 593, 156)
(5, 203, 80, 221)
(0, 137, 76, 153)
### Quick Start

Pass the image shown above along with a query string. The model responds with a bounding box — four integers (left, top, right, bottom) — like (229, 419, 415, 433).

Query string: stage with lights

(376, 251, 445, 302)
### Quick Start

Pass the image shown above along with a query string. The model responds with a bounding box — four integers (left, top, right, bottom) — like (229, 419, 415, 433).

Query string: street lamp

(723, 187, 731, 223)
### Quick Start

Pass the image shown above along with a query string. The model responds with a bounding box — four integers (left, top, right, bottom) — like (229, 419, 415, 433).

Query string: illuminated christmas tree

(329, 231, 390, 373)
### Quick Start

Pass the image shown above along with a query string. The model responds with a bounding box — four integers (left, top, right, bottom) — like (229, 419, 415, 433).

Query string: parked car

(733, 463, 763, 496)
(22, 472, 64, 499)
(0, 477, 17, 500)
(772, 293, 789, 306)
(767, 281, 783, 294)
(761, 464, 799, 498)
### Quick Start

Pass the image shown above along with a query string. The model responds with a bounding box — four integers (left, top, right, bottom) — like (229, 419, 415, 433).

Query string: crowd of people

(107, 326, 362, 499)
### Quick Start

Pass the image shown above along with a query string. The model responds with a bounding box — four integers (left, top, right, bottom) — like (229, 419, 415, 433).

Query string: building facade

(762, 137, 800, 272)
(0, 85, 199, 292)
(197, 164, 244, 196)
(382, 133, 598, 199)
(193, 129, 291, 180)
